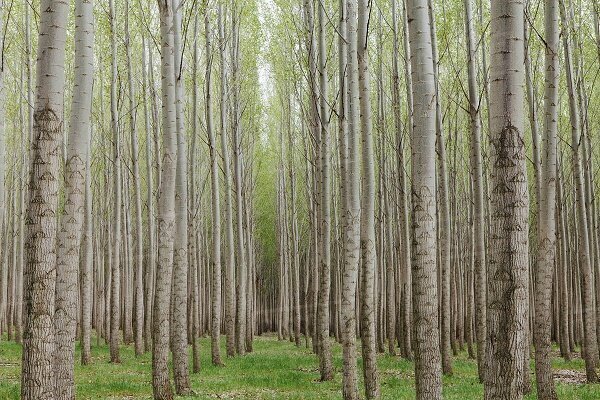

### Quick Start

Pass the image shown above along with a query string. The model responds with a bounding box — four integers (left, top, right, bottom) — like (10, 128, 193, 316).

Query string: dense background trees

(2, 0, 600, 399)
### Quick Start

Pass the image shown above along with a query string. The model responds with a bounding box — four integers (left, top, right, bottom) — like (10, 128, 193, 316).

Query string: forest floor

(0, 334, 598, 399)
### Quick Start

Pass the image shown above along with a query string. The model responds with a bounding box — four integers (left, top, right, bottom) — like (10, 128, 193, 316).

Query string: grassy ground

(0, 334, 598, 399)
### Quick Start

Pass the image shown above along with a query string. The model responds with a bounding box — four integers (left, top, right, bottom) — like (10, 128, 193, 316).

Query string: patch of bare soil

(207, 389, 281, 399)
(553, 369, 586, 385)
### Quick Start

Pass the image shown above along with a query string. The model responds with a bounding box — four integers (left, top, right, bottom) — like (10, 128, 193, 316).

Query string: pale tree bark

(14, 65, 25, 346)
(189, 12, 201, 373)
(390, 0, 403, 357)
(485, 0, 530, 398)
(533, 0, 559, 397)
(109, 0, 122, 364)
(231, 5, 247, 355)
(406, 0, 443, 397)
(287, 95, 301, 348)
(170, 0, 191, 393)
(141, 36, 155, 354)
(463, 0, 486, 383)
(560, 0, 599, 383)
(153, 1, 178, 398)
(81, 131, 93, 365)
(218, 2, 237, 359)
(207, 4, 224, 367)
(337, 0, 348, 352)
(21, 0, 68, 398)
(427, 0, 452, 376)
(399, 0, 413, 360)
(357, 0, 379, 398)
(341, 1, 360, 398)
(53, 0, 94, 395)
(316, 0, 333, 382)
(124, 0, 144, 357)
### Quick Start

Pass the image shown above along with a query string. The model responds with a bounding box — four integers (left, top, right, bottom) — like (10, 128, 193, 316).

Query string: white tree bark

(21, 0, 68, 398)
(357, 0, 380, 397)
(153, 1, 178, 398)
(170, 0, 191, 393)
(218, 2, 237, 359)
(108, 0, 122, 364)
(533, 0, 559, 397)
(406, 0, 443, 397)
(53, 0, 94, 395)
(485, 0, 530, 397)
(341, 1, 361, 398)
(207, 4, 224, 366)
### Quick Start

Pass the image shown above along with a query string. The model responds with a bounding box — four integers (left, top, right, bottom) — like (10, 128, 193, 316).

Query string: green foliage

(0, 336, 596, 399)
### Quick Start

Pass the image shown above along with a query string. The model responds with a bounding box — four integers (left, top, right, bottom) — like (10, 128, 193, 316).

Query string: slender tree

(153, 0, 179, 398)
(463, 0, 486, 383)
(207, 3, 224, 367)
(316, 0, 333, 382)
(406, 0, 443, 397)
(53, 0, 94, 394)
(171, 0, 191, 393)
(108, 0, 122, 364)
(560, 0, 599, 382)
(357, 0, 380, 397)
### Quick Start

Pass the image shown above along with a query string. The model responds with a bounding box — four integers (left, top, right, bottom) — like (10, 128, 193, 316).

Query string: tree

(108, 0, 122, 364)
(533, 0, 559, 397)
(316, 0, 333, 382)
(206, 2, 224, 367)
(218, 1, 237, 359)
(171, 0, 191, 393)
(406, 0, 443, 397)
(153, 0, 179, 398)
(357, 0, 380, 397)
(231, 3, 248, 356)
(560, 0, 599, 383)
(53, 0, 94, 395)
(124, 0, 145, 358)
(20, 0, 68, 398)
(427, 0, 452, 376)
(463, 0, 486, 383)
(485, 0, 530, 397)
(341, 1, 361, 398)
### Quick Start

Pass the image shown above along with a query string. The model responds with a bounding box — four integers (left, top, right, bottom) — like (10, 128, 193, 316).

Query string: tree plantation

(2, 0, 600, 399)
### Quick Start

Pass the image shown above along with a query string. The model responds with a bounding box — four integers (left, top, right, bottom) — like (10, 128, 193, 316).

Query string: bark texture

(485, 0, 530, 397)
(21, 0, 68, 398)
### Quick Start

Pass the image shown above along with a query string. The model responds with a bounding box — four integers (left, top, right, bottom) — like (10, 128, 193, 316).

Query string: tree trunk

(124, 0, 144, 358)
(485, 0, 530, 397)
(108, 0, 122, 364)
(231, 6, 247, 355)
(357, 0, 380, 397)
(21, 0, 68, 397)
(53, 0, 94, 394)
(533, 0, 559, 397)
(207, 4, 224, 367)
(142, 36, 155, 354)
(341, 1, 360, 398)
(170, 0, 191, 393)
(463, 0, 486, 383)
(427, 0, 452, 376)
(560, 0, 599, 382)
(153, 1, 178, 398)
(406, 0, 443, 397)
(81, 130, 93, 365)
(316, 0, 333, 382)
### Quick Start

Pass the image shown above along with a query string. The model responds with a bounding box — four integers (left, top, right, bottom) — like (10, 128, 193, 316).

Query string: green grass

(0, 335, 598, 399)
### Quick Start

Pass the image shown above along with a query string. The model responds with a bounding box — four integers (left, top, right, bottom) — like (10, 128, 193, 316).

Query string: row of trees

(0, 0, 599, 399)
(270, 0, 600, 398)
